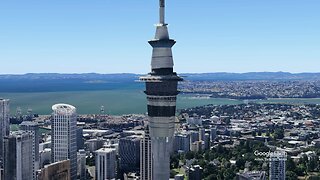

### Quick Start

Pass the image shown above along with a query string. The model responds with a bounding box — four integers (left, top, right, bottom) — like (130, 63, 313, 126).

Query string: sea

(1, 90, 320, 115)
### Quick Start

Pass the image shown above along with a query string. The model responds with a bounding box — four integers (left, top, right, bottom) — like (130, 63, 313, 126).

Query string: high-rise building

(77, 149, 86, 180)
(37, 160, 71, 180)
(51, 104, 77, 180)
(204, 133, 210, 150)
(140, 130, 153, 180)
(199, 128, 205, 141)
(119, 136, 141, 174)
(95, 148, 116, 180)
(4, 131, 34, 180)
(0, 98, 10, 164)
(76, 127, 84, 151)
(269, 151, 286, 180)
(190, 131, 200, 144)
(140, 0, 183, 178)
(210, 127, 217, 143)
(20, 121, 40, 175)
(39, 148, 51, 168)
(190, 141, 204, 153)
(174, 133, 190, 153)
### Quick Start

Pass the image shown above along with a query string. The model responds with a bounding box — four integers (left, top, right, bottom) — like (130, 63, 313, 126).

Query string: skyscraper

(0, 98, 10, 164)
(77, 149, 86, 180)
(51, 104, 77, 180)
(140, 0, 182, 179)
(174, 133, 190, 153)
(140, 130, 153, 180)
(20, 121, 40, 176)
(95, 148, 116, 180)
(269, 151, 286, 180)
(4, 131, 34, 180)
(119, 136, 141, 174)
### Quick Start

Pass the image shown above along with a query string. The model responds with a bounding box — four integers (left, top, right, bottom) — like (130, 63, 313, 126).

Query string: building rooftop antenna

(159, 0, 165, 25)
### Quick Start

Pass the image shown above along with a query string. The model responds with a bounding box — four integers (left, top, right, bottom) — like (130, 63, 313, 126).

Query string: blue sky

(0, 0, 319, 74)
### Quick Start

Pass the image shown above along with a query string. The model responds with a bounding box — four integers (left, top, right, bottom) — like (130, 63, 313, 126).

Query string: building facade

(95, 148, 116, 180)
(4, 131, 34, 180)
(20, 121, 40, 175)
(140, 131, 153, 180)
(174, 133, 190, 153)
(37, 160, 71, 180)
(0, 99, 10, 164)
(77, 149, 86, 180)
(51, 104, 77, 180)
(269, 152, 286, 180)
(119, 136, 141, 173)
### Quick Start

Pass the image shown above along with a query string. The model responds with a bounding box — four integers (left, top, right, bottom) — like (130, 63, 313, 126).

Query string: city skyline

(1, 0, 320, 74)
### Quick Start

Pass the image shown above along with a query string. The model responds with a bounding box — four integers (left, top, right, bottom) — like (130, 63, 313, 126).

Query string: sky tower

(140, 0, 183, 179)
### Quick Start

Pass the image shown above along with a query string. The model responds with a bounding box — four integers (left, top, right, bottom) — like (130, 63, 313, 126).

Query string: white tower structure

(140, 0, 182, 179)
(51, 103, 77, 180)
(0, 98, 10, 164)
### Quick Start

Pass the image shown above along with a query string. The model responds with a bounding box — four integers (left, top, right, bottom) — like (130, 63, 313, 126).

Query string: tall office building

(51, 104, 77, 180)
(140, 0, 182, 179)
(210, 127, 217, 143)
(76, 127, 84, 151)
(269, 152, 286, 180)
(20, 121, 40, 175)
(140, 131, 153, 180)
(77, 149, 86, 180)
(95, 148, 116, 180)
(174, 133, 190, 153)
(190, 131, 200, 144)
(0, 99, 10, 164)
(199, 128, 205, 141)
(119, 136, 141, 174)
(4, 131, 34, 180)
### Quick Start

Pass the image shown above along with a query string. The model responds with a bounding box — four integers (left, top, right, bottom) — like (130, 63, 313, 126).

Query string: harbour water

(1, 90, 320, 115)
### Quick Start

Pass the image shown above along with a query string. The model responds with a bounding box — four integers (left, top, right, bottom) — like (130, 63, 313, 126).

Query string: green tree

(307, 156, 319, 172)
(286, 156, 296, 172)
(185, 151, 195, 160)
(308, 176, 320, 180)
(286, 171, 298, 180)
(295, 164, 307, 176)
(274, 128, 284, 139)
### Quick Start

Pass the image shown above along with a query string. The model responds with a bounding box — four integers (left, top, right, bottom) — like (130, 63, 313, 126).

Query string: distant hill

(0, 72, 319, 92)
(182, 72, 320, 81)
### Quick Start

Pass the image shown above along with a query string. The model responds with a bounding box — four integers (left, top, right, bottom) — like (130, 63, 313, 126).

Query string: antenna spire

(159, 0, 165, 24)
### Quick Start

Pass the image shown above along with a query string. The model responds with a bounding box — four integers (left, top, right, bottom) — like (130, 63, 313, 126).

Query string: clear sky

(0, 0, 319, 74)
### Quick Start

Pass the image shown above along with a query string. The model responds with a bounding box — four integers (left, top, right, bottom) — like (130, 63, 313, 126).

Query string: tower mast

(159, 0, 165, 24)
